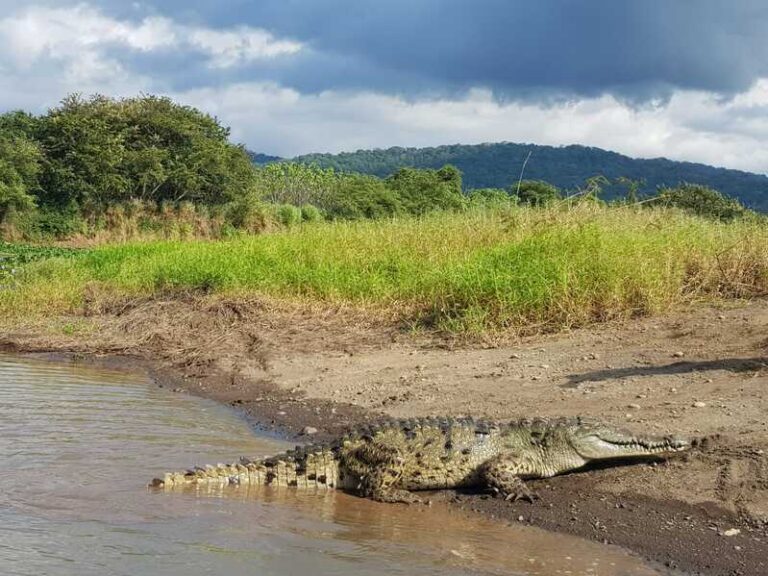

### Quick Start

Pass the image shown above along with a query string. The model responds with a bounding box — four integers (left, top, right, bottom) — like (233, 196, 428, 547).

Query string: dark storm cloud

(96, 0, 768, 100)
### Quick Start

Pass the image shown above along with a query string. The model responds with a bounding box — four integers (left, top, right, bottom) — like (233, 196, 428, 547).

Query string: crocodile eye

(475, 431, 489, 440)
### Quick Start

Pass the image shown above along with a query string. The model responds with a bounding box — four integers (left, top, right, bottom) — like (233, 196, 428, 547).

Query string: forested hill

(278, 143, 768, 211)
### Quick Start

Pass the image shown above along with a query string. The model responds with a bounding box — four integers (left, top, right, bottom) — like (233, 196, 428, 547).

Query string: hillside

(271, 143, 768, 211)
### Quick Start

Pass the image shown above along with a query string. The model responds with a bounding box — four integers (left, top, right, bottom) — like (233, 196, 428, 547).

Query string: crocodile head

(565, 420, 690, 462)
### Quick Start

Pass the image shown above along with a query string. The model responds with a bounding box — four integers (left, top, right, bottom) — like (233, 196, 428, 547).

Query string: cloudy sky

(1, 1, 767, 173)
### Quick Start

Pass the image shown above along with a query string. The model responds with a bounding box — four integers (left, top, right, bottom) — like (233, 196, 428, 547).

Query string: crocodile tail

(148, 449, 340, 490)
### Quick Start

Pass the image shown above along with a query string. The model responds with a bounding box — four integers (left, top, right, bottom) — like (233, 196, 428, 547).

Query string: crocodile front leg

(339, 442, 423, 504)
(480, 453, 539, 502)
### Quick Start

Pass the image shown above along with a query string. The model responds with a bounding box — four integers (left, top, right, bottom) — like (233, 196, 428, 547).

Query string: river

(0, 354, 665, 575)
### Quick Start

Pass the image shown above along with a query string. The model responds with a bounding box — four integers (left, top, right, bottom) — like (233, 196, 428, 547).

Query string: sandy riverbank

(3, 296, 767, 575)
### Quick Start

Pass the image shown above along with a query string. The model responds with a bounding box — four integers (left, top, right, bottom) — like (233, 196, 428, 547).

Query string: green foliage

(223, 193, 270, 233)
(385, 165, 465, 215)
(0, 111, 40, 139)
(6, 90, 765, 246)
(29, 204, 85, 239)
(7, 94, 256, 213)
(580, 175, 610, 202)
(34, 95, 129, 209)
(467, 188, 516, 208)
(300, 204, 323, 222)
(0, 241, 81, 286)
(291, 142, 768, 212)
(324, 173, 403, 220)
(514, 180, 562, 206)
(657, 183, 748, 221)
(276, 204, 302, 227)
(256, 162, 338, 206)
(0, 133, 42, 222)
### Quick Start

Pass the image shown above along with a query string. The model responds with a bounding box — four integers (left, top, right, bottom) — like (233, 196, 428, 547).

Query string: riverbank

(3, 296, 767, 575)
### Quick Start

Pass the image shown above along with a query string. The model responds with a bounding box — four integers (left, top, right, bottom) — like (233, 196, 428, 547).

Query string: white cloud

(187, 27, 302, 69)
(0, 3, 301, 75)
(173, 81, 768, 174)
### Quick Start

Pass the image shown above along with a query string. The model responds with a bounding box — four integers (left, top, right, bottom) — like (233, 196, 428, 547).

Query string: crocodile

(150, 417, 690, 503)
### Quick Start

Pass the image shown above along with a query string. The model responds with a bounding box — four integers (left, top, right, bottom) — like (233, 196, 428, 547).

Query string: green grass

(0, 242, 82, 286)
(3, 205, 768, 333)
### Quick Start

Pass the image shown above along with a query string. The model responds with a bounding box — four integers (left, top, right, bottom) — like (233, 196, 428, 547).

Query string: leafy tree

(324, 174, 402, 220)
(467, 187, 516, 208)
(256, 162, 338, 206)
(36, 94, 129, 211)
(0, 133, 42, 222)
(117, 95, 256, 204)
(656, 183, 748, 221)
(385, 165, 465, 215)
(513, 180, 562, 206)
(34, 94, 256, 211)
(0, 111, 40, 139)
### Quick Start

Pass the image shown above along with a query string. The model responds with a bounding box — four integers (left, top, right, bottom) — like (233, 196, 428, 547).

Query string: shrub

(276, 204, 302, 227)
(300, 204, 323, 223)
(223, 194, 271, 233)
(468, 188, 516, 208)
(29, 205, 85, 239)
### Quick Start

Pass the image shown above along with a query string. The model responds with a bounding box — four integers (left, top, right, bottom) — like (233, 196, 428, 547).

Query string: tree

(36, 94, 129, 211)
(467, 187, 516, 208)
(256, 162, 338, 207)
(385, 165, 465, 215)
(117, 95, 256, 204)
(0, 110, 40, 139)
(513, 180, 561, 206)
(657, 183, 747, 221)
(0, 133, 42, 222)
(33, 94, 257, 211)
(324, 174, 403, 219)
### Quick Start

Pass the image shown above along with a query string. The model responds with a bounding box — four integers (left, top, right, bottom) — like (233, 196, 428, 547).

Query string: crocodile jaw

(570, 429, 690, 461)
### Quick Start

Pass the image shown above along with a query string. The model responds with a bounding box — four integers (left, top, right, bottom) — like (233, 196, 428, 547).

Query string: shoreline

(3, 297, 768, 575)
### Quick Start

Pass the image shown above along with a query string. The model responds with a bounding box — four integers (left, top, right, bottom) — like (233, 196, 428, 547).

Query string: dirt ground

(3, 296, 768, 575)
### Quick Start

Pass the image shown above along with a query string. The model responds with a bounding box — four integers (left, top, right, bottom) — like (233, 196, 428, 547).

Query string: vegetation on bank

(3, 205, 766, 334)
(1, 93, 761, 243)
(0, 242, 78, 287)
(0, 94, 465, 240)
(1, 92, 765, 336)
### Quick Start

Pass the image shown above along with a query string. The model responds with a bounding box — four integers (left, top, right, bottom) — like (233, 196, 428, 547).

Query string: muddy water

(0, 355, 664, 576)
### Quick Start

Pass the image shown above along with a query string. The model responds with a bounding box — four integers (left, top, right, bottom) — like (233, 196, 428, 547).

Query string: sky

(1, 1, 768, 173)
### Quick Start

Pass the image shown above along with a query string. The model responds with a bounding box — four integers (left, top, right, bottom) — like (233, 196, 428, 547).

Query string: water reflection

(0, 355, 661, 576)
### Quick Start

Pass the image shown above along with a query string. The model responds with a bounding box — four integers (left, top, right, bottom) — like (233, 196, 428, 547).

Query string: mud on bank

(3, 296, 768, 575)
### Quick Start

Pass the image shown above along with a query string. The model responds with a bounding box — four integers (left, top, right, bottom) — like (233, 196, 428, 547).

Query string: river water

(0, 355, 664, 576)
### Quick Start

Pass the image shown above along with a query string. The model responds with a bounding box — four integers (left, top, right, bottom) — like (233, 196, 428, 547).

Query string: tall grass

(4, 205, 767, 333)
